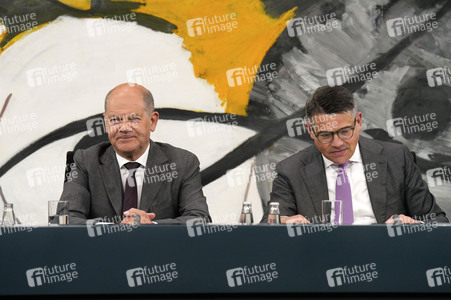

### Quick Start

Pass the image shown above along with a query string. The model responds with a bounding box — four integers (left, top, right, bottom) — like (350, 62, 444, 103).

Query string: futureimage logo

(326, 63, 377, 87)
(186, 13, 238, 37)
(0, 13, 38, 34)
(86, 117, 106, 137)
(386, 113, 438, 137)
(186, 114, 238, 137)
(0, 112, 38, 136)
(226, 163, 277, 187)
(86, 13, 137, 37)
(186, 217, 237, 237)
(426, 67, 451, 87)
(386, 13, 438, 37)
(86, 219, 137, 238)
(326, 263, 378, 287)
(126, 63, 178, 85)
(26, 164, 77, 187)
(226, 63, 278, 87)
(226, 263, 278, 287)
(426, 267, 451, 287)
(426, 166, 451, 187)
(287, 13, 339, 37)
(386, 222, 438, 237)
(286, 222, 337, 237)
(26, 63, 78, 87)
(26, 263, 78, 287)
(126, 263, 178, 287)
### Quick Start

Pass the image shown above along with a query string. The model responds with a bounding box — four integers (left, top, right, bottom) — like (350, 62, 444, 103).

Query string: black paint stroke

(0, 109, 273, 178)
(0, 0, 175, 49)
(200, 0, 451, 185)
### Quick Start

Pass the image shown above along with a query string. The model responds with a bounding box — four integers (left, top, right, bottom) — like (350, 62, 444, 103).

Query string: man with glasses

(261, 86, 448, 224)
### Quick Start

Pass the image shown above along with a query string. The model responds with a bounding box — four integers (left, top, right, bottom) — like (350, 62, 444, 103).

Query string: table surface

(1, 223, 450, 296)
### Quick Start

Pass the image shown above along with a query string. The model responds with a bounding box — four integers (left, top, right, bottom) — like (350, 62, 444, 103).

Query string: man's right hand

(281, 214, 310, 224)
(385, 214, 419, 224)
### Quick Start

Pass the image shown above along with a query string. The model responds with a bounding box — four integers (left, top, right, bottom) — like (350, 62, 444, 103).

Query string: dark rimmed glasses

(311, 118, 356, 144)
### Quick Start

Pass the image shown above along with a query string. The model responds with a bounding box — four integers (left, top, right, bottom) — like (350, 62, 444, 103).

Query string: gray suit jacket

(60, 140, 211, 224)
(261, 137, 448, 223)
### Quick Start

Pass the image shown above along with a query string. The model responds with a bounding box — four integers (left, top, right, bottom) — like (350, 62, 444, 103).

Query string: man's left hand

(121, 208, 156, 224)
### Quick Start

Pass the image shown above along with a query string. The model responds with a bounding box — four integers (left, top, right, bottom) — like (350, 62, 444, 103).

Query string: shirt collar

(322, 143, 362, 169)
(115, 143, 150, 169)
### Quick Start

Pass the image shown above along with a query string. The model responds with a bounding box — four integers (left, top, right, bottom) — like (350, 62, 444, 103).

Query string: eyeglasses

(311, 118, 356, 144)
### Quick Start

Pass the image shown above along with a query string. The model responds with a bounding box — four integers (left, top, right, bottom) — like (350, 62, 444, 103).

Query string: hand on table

(385, 214, 419, 224)
(281, 214, 311, 224)
(121, 208, 156, 225)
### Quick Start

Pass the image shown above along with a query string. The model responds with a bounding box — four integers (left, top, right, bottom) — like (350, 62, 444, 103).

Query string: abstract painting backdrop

(0, 0, 450, 225)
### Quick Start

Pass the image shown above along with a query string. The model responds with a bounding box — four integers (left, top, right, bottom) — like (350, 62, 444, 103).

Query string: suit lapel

(139, 140, 168, 212)
(99, 146, 123, 216)
(299, 150, 329, 218)
(359, 138, 387, 223)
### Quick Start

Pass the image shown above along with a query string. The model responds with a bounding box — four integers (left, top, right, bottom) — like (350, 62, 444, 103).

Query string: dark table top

(1, 223, 450, 298)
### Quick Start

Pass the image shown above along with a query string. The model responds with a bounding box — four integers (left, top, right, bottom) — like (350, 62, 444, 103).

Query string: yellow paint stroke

(133, 0, 296, 115)
(0, 22, 51, 55)
(1, 0, 89, 51)
(58, 0, 91, 11)
(0, 0, 295, 115)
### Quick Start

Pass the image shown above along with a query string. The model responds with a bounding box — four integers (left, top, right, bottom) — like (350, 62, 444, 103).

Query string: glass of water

(1, 203, 16, 226)
(48, 201, 69, 226)
(321, 200, 342, 225)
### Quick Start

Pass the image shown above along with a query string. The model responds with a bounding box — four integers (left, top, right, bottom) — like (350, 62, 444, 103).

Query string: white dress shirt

(115, 144, 150, 209)
(322, 144, 377, 225)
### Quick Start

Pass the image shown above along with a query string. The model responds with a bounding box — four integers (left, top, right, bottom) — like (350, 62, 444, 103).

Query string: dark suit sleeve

(154, 154, 211, 224)
(60, 150, 101, 225)
(260, 163, 299, 223)
(401, 146, 448, 223)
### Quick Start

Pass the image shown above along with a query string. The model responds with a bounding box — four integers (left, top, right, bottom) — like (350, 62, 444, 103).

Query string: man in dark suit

(261, 86, 448, 224)
(60, 83, 210, 225)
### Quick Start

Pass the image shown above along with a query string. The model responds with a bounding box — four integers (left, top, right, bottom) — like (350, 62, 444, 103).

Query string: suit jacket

(60, 140, 211, 225)
(261, 137, 448, 223)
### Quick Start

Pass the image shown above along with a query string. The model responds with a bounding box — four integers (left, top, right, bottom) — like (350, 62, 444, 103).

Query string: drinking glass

(321, 200, 342, 225)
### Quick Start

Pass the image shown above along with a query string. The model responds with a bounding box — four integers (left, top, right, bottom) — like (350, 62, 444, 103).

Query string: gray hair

(104, 85, 155, 115)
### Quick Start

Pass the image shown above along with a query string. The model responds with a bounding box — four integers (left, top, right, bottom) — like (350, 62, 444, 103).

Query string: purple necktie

(122, 162, 141, 213)
(335, 161, 353, 224)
